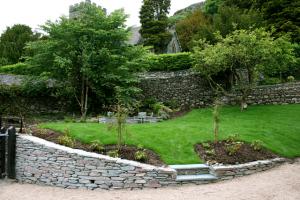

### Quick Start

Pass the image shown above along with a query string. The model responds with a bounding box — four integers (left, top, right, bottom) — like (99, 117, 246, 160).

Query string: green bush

(287, 76, 295, 82)
(134, 150, 148, 162)
(145, 52, 193, 71)
(260, 77, 282, 85)
(57, 130, 75, 148)
(90, 140, 105, 152)
(0, 62, 39, 75)
(226, 142, 243, 156)
(107, 150, 119, 158)
(251, 140, 263, 151)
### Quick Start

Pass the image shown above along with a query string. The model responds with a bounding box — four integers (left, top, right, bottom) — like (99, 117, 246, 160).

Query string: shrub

(226, 142, 243, 156)
(202, 142, 211, 150)
(260, 77, 281, 85)
(90, 140, 105, 152)
(144, 52, 193, 71)
(57, 128, 75, 147)
(287, 76, 295, 82)
(107, 150, 119, 158)
(57, 135, 75, 148)
(251, 140, 263, 151)
(0, 62, 39, 75)
(226, 134, 240, 143)
(134, 150, 148, 162)
(205, 149, 216, 156)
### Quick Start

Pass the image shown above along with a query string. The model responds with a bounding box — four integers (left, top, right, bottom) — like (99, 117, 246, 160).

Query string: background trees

(139, 0, 171, 53)
(26, 1, 147, 119)
(0, 24, 39, 66)
(193, 28, 297, 110)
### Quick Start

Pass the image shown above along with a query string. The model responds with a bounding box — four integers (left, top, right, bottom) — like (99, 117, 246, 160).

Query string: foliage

(252, 0, 300, 43)
(144, 52, 193, 71)
(193, 28, 297, 110)
(202, 142, 211, 150)
(107, 150, 119, 158)
(176, 10, 214, 51)
(41, 104, 300, 164)
(203, 0, 223, 15)
(90, 140, 105, 152)
(26, 1, 147, 119)
(0, 63, 39, 75)
(287, 76, 295, 83)
(226, 141, 243, 156)
(139, 0, 172, 53)
(251, 140, 263, 151)
(0, 24, 40, 66)
(134, 150, 148, 162)
(212, 6, 264, 38)
(259, 77, 281, 85)
(57, 129, 75, 147)
(226, 134, 240, 143)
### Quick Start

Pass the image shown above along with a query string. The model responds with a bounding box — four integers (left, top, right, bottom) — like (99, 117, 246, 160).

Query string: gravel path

(1, 159, 300, 200)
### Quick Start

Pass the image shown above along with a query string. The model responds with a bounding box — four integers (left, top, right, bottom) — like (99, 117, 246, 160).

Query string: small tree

(213, 100, 221, 143)
(193, 28, 297, 111)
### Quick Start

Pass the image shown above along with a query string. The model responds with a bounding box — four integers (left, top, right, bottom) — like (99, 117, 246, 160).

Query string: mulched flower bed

(30, 127, 165, 167)
(195, 141, 278, 165)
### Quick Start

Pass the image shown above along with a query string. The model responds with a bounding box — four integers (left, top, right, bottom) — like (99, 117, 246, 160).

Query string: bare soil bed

(195, 141, 278, 164)
(30, 127, 164, 166)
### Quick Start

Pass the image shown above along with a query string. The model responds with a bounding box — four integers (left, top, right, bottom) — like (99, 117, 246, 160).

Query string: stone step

(176, 174, 218, 182)
(169, 164, 211, 175)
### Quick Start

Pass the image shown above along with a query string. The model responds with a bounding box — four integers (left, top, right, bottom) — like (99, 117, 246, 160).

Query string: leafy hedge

(0, 62, 39, 75)
(144, 52, 193, 71)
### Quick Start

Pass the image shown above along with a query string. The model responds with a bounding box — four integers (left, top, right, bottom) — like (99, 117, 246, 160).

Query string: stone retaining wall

(16, 135, 287, 190)
(212, 158, 286, 180)
(139, 70, 300, 107)
(16, 135, 176, 190)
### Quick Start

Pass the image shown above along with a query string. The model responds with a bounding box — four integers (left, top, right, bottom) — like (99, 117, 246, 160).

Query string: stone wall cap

(212, 158, 286, 170)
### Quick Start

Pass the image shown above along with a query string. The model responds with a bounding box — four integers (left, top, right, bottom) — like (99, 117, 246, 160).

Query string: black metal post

(0, 127, 6, 179)
(7, 126, 16, 179)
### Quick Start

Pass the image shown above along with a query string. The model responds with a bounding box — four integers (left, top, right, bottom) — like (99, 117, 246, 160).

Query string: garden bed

(195, 141, 278, 165)
(30, 127, 165, 166)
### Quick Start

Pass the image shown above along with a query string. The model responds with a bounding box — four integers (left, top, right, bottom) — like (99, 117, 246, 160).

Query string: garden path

(0, 159, 299, 200)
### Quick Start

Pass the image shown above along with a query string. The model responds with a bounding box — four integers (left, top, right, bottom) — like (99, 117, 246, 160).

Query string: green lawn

(40, 104, 300, 165)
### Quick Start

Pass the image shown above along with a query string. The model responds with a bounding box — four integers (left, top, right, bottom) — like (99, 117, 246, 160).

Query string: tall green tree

(26, 1, 148, 119)
(0, 24, 39, 66)
(139, 0, 171, 53)
(193, 28, 297, 111)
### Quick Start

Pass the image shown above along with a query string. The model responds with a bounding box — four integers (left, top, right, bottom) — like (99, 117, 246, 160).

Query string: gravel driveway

(1, 159, 299, 200)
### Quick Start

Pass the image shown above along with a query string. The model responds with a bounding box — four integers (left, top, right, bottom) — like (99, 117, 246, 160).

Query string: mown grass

(40, 104, 300, 164)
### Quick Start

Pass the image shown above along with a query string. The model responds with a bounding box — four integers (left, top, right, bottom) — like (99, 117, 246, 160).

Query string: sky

(0, 0, 204, 34)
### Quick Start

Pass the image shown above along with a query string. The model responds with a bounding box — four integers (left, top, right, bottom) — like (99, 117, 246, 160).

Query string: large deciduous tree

(0, 24, 39, 66)
(193, 28, 297, 111)
(139, 0, 171, 53)
(26, 1, 147, 119)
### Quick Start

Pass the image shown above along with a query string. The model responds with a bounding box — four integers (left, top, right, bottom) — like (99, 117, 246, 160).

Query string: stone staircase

(169, 164, 218, 184)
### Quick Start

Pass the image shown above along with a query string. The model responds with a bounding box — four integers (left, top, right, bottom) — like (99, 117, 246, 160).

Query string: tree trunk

(80, 77, 89, 120)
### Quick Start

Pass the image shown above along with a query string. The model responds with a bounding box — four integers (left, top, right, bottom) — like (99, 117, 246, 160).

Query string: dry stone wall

(139, 70, 300, 107)
(212, 158, 286, 180)
(16, 135, 176, 190)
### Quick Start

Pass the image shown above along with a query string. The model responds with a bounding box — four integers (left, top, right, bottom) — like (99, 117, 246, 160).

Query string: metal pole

(7, 126, 16, 179)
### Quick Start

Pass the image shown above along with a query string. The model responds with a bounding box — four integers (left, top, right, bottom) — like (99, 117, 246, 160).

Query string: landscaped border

(16, 134, 286, 190)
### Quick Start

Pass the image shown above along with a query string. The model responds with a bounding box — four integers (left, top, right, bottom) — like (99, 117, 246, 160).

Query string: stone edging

(211, 158, 286, 180)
